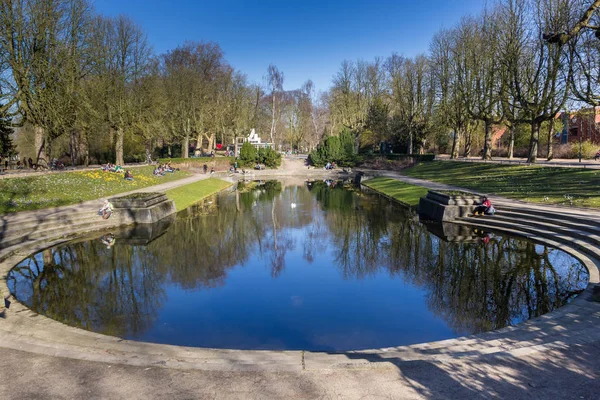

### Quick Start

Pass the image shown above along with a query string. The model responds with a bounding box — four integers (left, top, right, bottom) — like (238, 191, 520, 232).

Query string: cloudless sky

(94, 0, 487, 93)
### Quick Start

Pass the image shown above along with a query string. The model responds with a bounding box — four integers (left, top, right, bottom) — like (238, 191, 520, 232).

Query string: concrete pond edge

(0, 172, 599, 372)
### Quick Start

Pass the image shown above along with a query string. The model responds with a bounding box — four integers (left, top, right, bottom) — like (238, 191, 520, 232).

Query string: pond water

(7, 180, 589, 351)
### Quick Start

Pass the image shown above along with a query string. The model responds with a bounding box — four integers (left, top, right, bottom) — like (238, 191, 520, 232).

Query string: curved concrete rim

(1, 197, 599, 372)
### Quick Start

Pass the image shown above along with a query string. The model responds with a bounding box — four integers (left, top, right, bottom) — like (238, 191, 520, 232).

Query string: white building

(235, 129, 273, 156)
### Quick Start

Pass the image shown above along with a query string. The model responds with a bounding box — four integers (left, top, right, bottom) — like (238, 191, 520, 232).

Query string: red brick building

(558, 107, 600, 145)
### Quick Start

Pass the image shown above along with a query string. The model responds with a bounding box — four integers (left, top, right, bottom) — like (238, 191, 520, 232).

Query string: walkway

(1, 168, 599, 399)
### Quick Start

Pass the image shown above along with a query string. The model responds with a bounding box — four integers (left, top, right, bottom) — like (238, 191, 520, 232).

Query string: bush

(308, 128, 358, 167)
(258, 147, 281, 168)
(578, 140, 598, 159)
(239, 142, 257, 166)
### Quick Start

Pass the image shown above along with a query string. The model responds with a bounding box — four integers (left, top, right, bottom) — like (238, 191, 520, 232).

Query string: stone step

(491, 209, 600, 236)
(456, 218, 600, 279)
(0, 217, 126, 250)
(486, 214, 600, 247)
(0, 202, 99, 223)
(2, 211, 109, 233)
(0, 222, 122, 261)
(495, 202, 600, 224)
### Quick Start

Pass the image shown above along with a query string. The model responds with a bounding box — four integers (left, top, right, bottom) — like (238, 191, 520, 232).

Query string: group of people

(50, 158, 65, 170)
(101, 163, 123, 173)
(324, 162, 336, 170)
(153, 162, 178, 176)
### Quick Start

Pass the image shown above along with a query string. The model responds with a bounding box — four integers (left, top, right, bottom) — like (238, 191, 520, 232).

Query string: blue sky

(94, 0, 487, 92)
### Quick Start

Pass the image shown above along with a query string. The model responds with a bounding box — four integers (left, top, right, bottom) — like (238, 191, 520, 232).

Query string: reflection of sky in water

(7, 181, 590, 351)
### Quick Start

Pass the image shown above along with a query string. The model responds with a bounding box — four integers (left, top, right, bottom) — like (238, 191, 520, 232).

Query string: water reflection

(7, 180, 589, 350)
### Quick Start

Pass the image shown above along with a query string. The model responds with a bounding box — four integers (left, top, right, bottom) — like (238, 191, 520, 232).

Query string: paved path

(1, 166, 600, 399)
(1, 341, 599, 400)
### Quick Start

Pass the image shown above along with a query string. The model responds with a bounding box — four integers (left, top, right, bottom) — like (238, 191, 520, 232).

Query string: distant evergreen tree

(308, 128, 358, 167)
(364, 98, 389, 153)
(0, 109, 15, 157)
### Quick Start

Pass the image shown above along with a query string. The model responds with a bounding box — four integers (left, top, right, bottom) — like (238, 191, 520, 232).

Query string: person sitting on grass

(165, 162, 178, 172)
(474, 196, 495, 215)
(98, 200, 113, 219)
(153, 165, 164, 176)
(124, 170, 134, 180)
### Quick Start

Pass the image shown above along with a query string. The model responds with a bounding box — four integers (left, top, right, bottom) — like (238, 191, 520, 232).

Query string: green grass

(363, 177, 429, 207)
(166, 178, 232, 211)
(0, 166, 190, 213)
(404, 161, 600, 208)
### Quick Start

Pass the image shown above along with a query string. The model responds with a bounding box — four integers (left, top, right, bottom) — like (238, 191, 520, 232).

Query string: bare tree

(457, 12, 504, 160)
(500, 0, 573, 163)
(266, 64, 284, 146)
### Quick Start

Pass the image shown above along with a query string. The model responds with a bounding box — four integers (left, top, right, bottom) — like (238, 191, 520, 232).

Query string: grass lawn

(404, 161, 600, 208)
(166, 178, 232, 211)
(0, 166, 190, 213)
(362, 177, 429, 207)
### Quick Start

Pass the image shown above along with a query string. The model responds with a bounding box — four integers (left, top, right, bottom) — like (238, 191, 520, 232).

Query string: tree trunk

(270, 93, 276, 144)
(207, 133, 215, 152)
(547, 119, 555, 161)
(70, 131, 79, 167)
(145, 141, 153, 164)
(34, 125, 47, 166)
(527, 122, 540, 163)
(451, 129, 460, 159)
(115, 127, 124, 165)
(82, 133, 89, 167)
(464, 130, 472, 157)
(407, 126, 413, 155)
(508, 124, 515, 159)
(183, 134, 189, 159)
(200, 134, 206, 153)
(482, 120, 492, 160)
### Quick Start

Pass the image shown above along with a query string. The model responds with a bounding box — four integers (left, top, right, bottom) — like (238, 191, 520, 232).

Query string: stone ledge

(111, 192, 176, 224)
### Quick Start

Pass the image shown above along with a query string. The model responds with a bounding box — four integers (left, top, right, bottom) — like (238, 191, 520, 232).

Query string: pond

(7, 179, 589, 351)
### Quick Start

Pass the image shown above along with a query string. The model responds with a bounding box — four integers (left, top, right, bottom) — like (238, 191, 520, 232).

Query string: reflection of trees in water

(8, 242, 165, 337)
(7, 181, 590, 339)
(319, 190, 589, 333)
